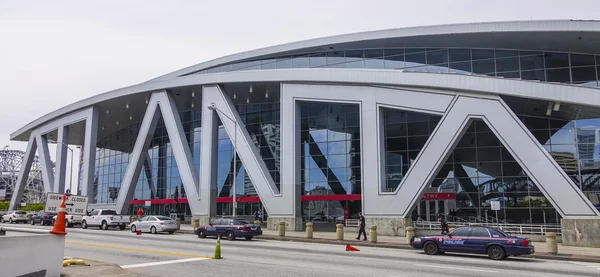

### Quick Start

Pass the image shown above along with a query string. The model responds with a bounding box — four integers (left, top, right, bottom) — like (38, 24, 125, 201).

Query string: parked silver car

(1, 210, 28, 224)
(130, 215, 177, 234)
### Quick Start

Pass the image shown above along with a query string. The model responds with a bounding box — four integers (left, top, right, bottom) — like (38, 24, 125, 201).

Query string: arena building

(8, 20, 600, 246)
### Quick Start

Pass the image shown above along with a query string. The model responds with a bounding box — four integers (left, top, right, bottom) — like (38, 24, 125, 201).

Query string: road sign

(490, 200, 501, 211)
(145, 201, 151, 207)
(45, 193, 89, 215)
(422, 193, 456, 201)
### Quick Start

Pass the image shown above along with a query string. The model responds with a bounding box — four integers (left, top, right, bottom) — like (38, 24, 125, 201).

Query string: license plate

(251, 227, 257, 230)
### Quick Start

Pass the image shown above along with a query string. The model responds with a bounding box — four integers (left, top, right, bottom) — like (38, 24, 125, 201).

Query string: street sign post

(45, 193, 88, 215)
(490, 200, 501, 223)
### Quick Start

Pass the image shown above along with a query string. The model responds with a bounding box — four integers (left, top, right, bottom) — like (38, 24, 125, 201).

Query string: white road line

(121, 257, 210, 269)
(413, 263, 499, 273)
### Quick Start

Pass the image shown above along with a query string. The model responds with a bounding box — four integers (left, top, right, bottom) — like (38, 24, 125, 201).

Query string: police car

(411, 226, 534, 260)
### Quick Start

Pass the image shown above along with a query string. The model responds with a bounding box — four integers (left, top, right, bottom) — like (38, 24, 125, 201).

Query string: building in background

(0, 150, 47, 203)
(7, 20, 600, 247)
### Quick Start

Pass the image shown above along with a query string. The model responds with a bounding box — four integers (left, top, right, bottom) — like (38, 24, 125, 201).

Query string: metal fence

(413, 220, 562, 236)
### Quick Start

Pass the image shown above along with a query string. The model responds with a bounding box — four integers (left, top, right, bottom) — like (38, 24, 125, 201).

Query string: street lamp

(207, 103, 238, 217)
(58, 142, 75, 194)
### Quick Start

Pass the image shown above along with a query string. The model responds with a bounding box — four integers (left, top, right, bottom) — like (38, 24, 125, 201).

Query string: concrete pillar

(369, 226, 377, 243)
(365, 217, 412, 236)
(406, 226, 416, 244)
(278, 222, 286, 237)
(305, 222, 313, 239)
(561, 218, 600, 247)
(546, 232, 558, 254)
(193, 218, 200, 229)
(176, 218, 181, 230)
(336, 224, 344, 240)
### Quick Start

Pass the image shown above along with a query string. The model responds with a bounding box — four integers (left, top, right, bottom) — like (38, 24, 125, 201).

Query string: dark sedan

(30, 211, 56, 226)
(411, 226, 534, 260)
(195, 218, 262, 241)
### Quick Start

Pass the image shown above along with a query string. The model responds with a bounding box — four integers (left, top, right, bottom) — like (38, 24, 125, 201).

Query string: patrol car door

(205, 219, 221, 236)
(441, 227, 470, 252)
(467, 227, 492, 254)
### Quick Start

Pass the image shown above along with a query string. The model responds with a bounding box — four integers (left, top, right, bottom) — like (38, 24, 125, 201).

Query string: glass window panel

(530, 129, 551, 144)
(326, 51, 345, 66)
(546, 68, 571, 83)
(407, 136, 428, 150)
(571, 54, 596, 67)
(476, 132, 501, 147)
(309, 53, 327, 67)
(386, 137, 407, 152)
(276, 57, 292, 69)
(544, 52, 569, 69)
(523, 116, 549, 130)
(365, 49, 384, 58)
(405, 52, 426, 67)
(448, 62, 472, 73)
(495, 50, 518, 58)
(521, 70, 546, 81)
(407, 122, 429, 136)
(520, 54, 545, 71)
(385, 123, 407, 137)
(404, 48, 425, 54)
(457, 133, 477, 148)
(384, 48, 404, 57)
(292, 55, 310, 68)
(261, 60, 276, 69)
(345, 50, 364, 59)
(232, 62, 246, 70)
(572, 66, 597, 84)
(426, 49, 448, 65)
(472, 59, 495, 74)
(365, 58, 384, 69)
(496, 71, 520, 78)
(496, 57, 520, 72)
(384, 54, 404, 69)
(448, 49, 471, 62)
(471, 49, 494, 60)
(476, 147, 502, 162)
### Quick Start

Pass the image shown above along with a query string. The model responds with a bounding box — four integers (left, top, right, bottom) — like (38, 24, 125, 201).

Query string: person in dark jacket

(439, 215, 450, 234)
(356, 212, 367, 241)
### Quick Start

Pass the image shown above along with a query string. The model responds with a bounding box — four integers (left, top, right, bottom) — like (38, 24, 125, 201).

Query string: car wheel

(31, 219, 35, 225)
(0, 217, 4, 223)
(226, 231, 235, 241)
(168, 231, 174, 234)
(101, 221, 108, 230)
(198, 230, 206, 238)
(487, 245, 506, 260)
(119, 224, 126, 231)
(245, 236, 253, 241)
(9, 218, 13, 224)
(130, 225, 137, 233)
(150, 226, 157, 234)
(81, 220, 88, 229)
(423, 241, 439, 255)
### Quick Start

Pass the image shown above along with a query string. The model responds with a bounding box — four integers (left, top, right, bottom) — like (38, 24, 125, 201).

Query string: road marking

(571, 261, 600, 270)
(413, 263, 499, 273)
(66, 241, 212, 258)
(121, 257, 210, 269)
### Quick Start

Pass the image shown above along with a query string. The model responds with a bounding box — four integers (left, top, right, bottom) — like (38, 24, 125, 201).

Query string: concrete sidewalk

(61, 258, 142, 277)
(177, 225, 600, 263)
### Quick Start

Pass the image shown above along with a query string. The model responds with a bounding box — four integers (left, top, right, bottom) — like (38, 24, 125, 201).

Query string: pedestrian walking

(356, 212, 367, 241)
(137, 207, 143, 219)
(439, 215, 449, 235)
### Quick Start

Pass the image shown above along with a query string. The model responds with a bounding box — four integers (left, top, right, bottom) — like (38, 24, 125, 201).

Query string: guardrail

(0, 226, 50, 235)
(413, 221, 562, 236)
(345, 219, 359, 228)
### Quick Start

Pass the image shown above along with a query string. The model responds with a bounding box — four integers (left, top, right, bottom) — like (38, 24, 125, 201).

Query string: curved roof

(149, 19, 600, 81)
(11, 20, 600, 142)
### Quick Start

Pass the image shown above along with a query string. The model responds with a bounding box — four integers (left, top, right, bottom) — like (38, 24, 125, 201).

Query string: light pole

(58, 142, 74, 194)
(207, 103, 238, 217)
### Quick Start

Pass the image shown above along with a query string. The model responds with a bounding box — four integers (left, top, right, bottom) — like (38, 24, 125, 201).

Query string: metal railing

(413, 221, 562, 236)
(345, 219, 359, 228)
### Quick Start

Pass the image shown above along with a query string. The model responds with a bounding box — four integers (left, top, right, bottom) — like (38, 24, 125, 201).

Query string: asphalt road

(3, 223, 600, 277)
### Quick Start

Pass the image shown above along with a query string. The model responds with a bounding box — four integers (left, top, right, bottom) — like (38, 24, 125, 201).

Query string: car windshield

(101, 210, 117, 215)
(15, 211, 26, 215)
(234, 219, 250, 225)
(156, 216, 173, 221)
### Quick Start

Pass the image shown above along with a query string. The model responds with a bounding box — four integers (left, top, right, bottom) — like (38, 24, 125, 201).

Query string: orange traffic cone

(49, 195, 67, 235)
(136, 230, 142, 235)
(345, 245, 360, 251)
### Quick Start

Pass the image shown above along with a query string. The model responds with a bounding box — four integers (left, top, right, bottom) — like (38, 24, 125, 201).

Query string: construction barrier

(546, 232, 558, 254)
(406, 226, 416, 244)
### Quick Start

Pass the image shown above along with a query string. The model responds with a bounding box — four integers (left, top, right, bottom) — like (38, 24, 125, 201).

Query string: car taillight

(242, 226, 248, 231)
(160, 222, 165, 225)
(12, 214, 15, 218)
(521, 239, 529, 246)
(110, 216, 113, 220)
(70, 216, 74, 220)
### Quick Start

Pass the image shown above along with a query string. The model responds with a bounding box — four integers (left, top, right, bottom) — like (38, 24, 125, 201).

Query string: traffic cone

(212, 235, 222, 259)
(50, 195, 67, 235)
(136, 230, 142, 235)
(345, 244, 360, 251)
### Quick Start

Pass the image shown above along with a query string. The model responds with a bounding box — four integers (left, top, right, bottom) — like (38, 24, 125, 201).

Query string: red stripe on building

(130, 194, 362, 205)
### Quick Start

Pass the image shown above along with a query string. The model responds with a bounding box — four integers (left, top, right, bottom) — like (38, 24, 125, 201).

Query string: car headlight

(413, 238, 421, 243)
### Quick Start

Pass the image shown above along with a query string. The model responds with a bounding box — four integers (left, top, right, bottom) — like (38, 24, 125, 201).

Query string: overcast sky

(1, 0, 599, 191)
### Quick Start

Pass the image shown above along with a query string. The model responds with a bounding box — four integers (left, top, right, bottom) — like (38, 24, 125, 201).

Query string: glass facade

(300, 102, 361, 222)
(189, 48, 600, 88)
(382, 108, 441, 192)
